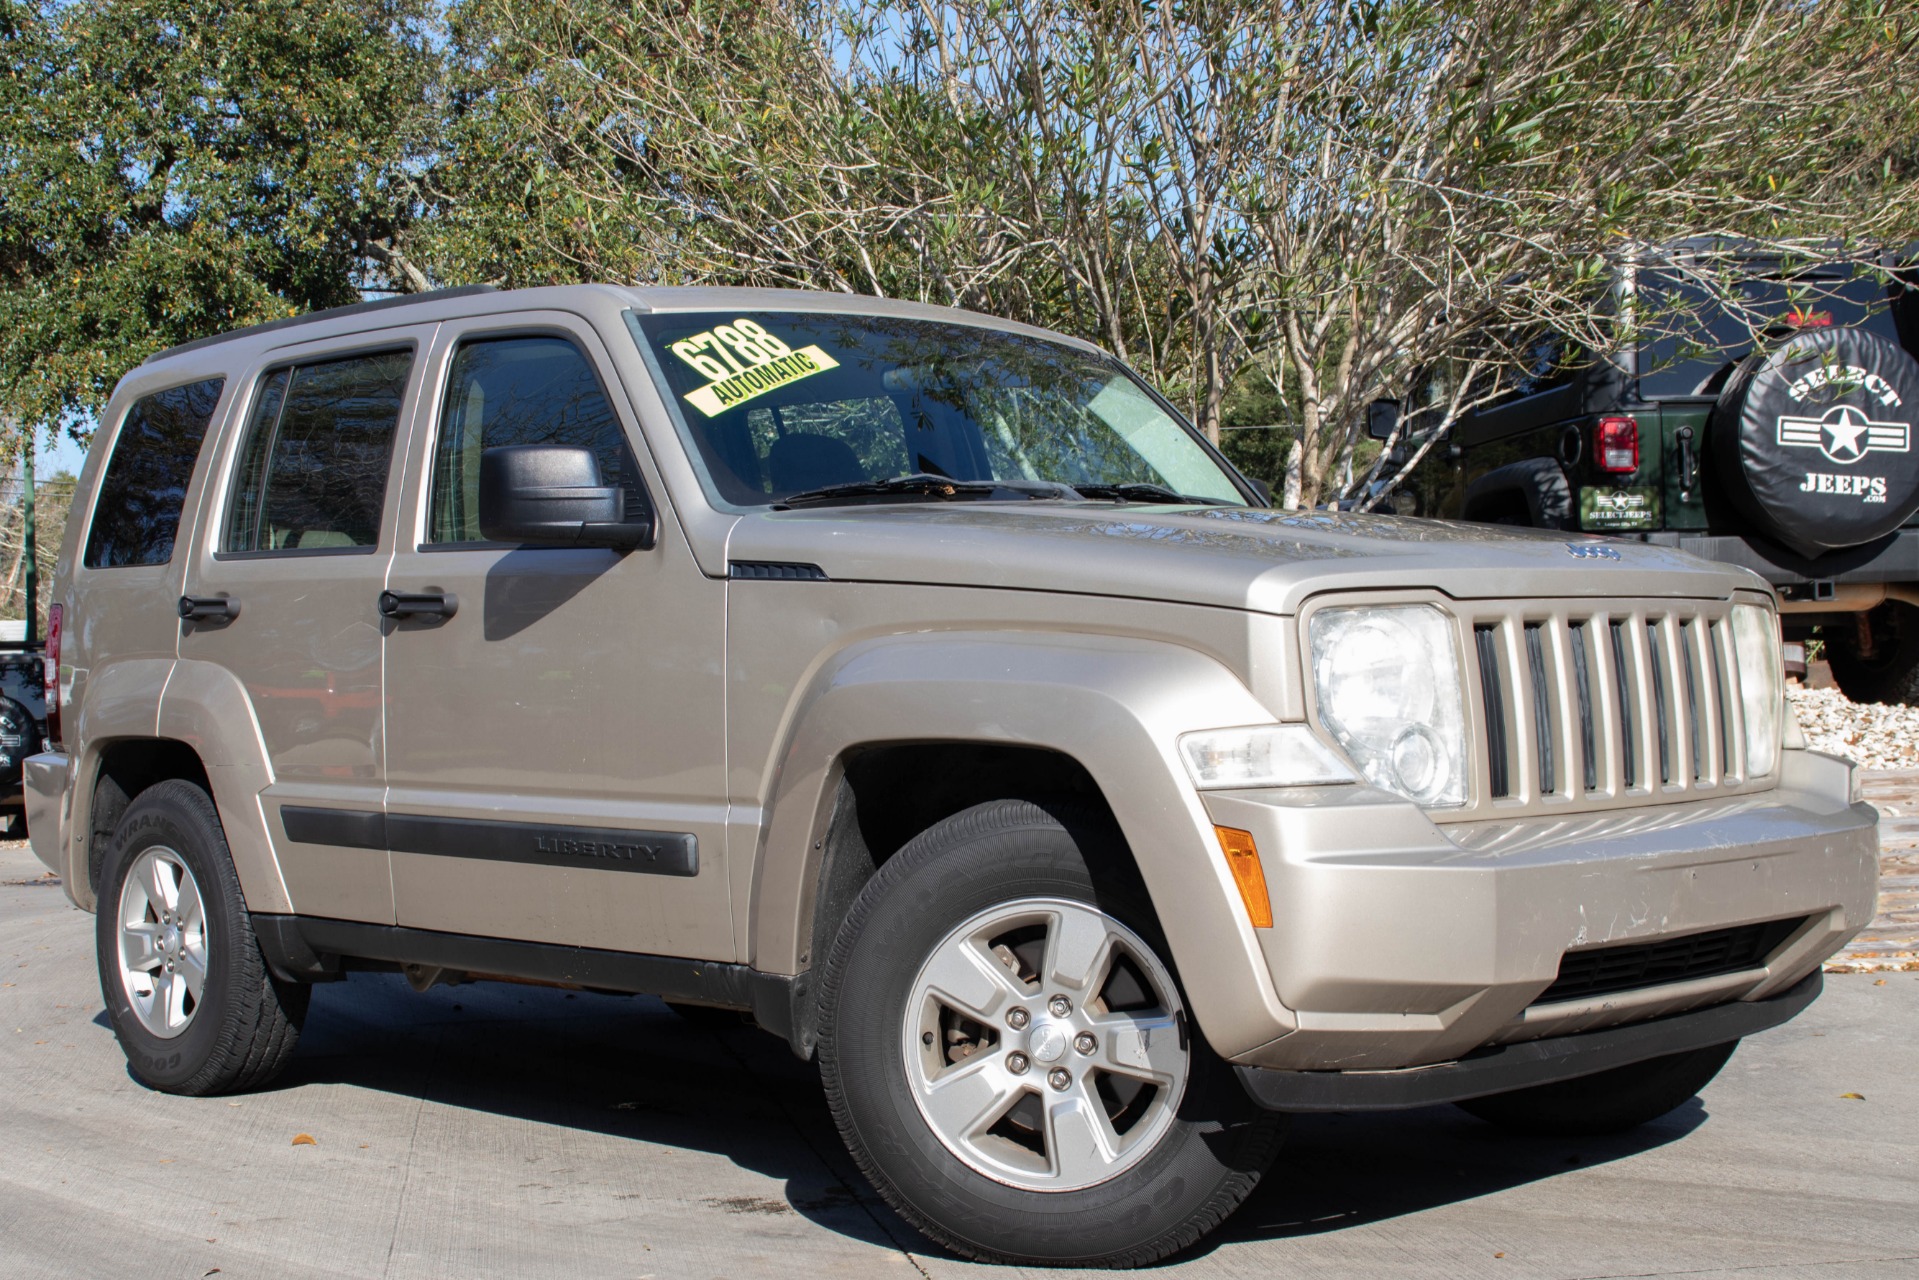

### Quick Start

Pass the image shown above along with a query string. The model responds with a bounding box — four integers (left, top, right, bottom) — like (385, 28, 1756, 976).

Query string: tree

(427, 0, 1918, 507)
(0, 464, 71, 634)
(1238, 0, 1919, 507)
(0, 0, 438, 454)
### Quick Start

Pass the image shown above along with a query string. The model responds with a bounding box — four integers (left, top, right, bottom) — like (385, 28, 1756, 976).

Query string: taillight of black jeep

(43, 603, 61, 750)
(1597, 416, 1640, 473)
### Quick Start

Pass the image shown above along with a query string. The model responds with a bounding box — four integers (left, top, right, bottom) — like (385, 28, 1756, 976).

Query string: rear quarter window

(83, 377, 226, 569)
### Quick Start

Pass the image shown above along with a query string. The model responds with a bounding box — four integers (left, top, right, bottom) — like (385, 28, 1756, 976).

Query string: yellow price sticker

(668, 319, 838, 417)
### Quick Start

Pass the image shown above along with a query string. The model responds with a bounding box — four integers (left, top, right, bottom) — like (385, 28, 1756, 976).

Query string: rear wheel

(818, 800, 1284, 1267)
(95, 779, 307, 1095)
(1456, 1041, 1738, 1136)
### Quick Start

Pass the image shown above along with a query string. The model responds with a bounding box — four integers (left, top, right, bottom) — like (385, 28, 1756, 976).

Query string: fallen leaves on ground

(291, 1133, 317, 1146)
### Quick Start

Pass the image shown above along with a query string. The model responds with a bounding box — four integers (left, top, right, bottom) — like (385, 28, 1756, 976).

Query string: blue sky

(35, 432, 86, 479)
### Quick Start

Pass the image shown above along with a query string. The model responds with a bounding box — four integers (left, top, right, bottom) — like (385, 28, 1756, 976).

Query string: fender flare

(154, 658, 289, 914)
(746, 630, 1301, 1059)
(61, 656, 172, 910)
(1462, 458, 1573, 529)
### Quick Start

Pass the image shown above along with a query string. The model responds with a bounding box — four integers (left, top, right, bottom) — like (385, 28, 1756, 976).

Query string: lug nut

(1048, 1068, 1071, 1091)
(1007, 1051, 1030, 1074)
(1074, 1032, 1097, 1055)
(1006, 1006, 1030, 1030)
(1048, 995, 1072, 1017)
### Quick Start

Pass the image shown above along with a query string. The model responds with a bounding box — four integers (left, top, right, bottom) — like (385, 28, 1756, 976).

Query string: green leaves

(5, 0, 1916, 497)
(0, 0, 435, 444)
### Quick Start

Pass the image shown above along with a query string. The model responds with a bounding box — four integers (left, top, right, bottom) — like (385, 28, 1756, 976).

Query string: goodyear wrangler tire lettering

(1709, 326, 1919, 557)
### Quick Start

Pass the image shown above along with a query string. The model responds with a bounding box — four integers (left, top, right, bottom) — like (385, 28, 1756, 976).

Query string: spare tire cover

(0, 697, 33, 787)
(1710, 325, 1919, 557)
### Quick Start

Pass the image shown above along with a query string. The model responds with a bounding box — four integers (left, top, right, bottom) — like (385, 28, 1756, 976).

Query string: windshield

(626, 310, 1249, 508)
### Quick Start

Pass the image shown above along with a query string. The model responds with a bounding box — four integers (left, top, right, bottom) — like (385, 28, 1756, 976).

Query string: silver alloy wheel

(115, 847, 209, 1039)
(901, 897, 1190, 1193)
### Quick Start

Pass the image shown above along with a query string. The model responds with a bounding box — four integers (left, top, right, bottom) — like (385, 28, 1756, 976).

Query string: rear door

(177, 330, 429, 924)
(380, 312, 732, 960)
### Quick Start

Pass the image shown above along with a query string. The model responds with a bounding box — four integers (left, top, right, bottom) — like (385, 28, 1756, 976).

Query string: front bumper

(1238, 969, 1821, 1112)
(1646, 528, 1919, 587)
(1202, 747, 1877, 1072)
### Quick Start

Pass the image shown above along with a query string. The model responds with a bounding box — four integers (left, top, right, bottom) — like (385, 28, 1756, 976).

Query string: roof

(140, 286, 499, 365)
(134, 284, 1102, 371)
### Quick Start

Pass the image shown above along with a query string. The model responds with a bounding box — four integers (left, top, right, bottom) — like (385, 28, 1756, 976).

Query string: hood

(723, 503, 1767, 614)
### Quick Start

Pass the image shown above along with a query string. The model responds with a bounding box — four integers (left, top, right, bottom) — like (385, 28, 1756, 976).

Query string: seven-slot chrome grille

(1447, 597, 1774, 819)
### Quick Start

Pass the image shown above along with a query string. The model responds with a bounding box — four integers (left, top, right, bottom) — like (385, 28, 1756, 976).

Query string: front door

(381, 314, 732, 961)
(177, 332, 429, 923)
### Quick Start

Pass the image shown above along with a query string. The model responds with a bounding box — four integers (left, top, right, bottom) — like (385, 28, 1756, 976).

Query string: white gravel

(1788, 685, 1919, 769)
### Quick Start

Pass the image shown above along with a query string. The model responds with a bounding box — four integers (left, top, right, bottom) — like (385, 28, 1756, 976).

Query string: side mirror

(479, 446, 653, 550)
(1365, 399, 1401, 441)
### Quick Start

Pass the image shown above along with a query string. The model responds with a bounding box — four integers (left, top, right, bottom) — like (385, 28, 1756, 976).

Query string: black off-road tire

(1456, 1040, 1738, 1136)
(1827, 603, 1919, 707)
(817, 799, 1286, 1268)
(95, 779, 308, 1095)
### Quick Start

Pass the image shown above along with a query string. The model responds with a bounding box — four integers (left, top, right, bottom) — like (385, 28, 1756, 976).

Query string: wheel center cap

(1028, 1022, 1069, 1063)
(162, 924, 181, 953)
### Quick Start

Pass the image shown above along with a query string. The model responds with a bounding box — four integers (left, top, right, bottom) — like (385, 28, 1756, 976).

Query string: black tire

(95, 779, 308, 1095)
(0, 695, 36, 788)
(1709, 326, 1919, 558)
(1827, 603, 1919, 706)
(817, 800, 1285, 1268)
(1456, 1040, 1738, 1136)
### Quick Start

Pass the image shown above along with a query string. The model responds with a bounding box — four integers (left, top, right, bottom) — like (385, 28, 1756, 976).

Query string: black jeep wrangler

(1391, 247, 1919, 704)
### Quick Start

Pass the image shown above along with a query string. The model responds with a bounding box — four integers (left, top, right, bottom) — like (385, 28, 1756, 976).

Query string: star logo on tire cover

(1776, 404, 1910, 465)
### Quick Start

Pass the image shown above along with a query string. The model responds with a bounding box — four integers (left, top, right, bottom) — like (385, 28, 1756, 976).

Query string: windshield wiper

(775, 473, 1070, 509)
(1072, 482, 1235, 505)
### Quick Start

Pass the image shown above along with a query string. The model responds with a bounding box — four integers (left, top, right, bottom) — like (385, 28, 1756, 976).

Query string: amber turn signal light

(1213, 826, 1273, 928)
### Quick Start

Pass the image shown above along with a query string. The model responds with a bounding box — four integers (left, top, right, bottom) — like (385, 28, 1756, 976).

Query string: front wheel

(818, 800, 1284, 1267)
(1456, 1040, 1738, 1136)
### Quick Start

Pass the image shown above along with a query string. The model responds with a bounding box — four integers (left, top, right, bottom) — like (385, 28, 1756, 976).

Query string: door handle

(178, 595, 239, 623)
(378, 589, 458, 620)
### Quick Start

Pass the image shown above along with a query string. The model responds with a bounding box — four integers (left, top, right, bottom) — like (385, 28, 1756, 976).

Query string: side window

(84, 377, 225, 569)
(1506, 331, 1580, 400)
(223, 350, 412, 553)
(427, 335, 642, 544)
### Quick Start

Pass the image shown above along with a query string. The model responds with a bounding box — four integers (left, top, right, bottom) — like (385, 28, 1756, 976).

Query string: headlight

(1308, 604, 1468, 807)
(1730, 603, 1782, 776)
(1179, 724, 1357, 789)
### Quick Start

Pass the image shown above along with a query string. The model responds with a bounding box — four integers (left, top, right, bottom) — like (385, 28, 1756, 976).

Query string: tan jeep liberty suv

(26, 285, 1879, 1267)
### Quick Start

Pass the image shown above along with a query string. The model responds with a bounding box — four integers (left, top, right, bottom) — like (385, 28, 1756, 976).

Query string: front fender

(748, 630, 1301, 1059)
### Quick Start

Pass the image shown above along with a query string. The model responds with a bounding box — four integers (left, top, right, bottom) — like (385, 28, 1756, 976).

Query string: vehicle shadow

(271, 971, 916, 1253)
(271, 972, 1704, 1267)
(1182, 1100, 1703, 1263)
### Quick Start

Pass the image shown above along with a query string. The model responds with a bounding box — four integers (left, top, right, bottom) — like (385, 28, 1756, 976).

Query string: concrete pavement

(2, 839, 1914, 1280)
